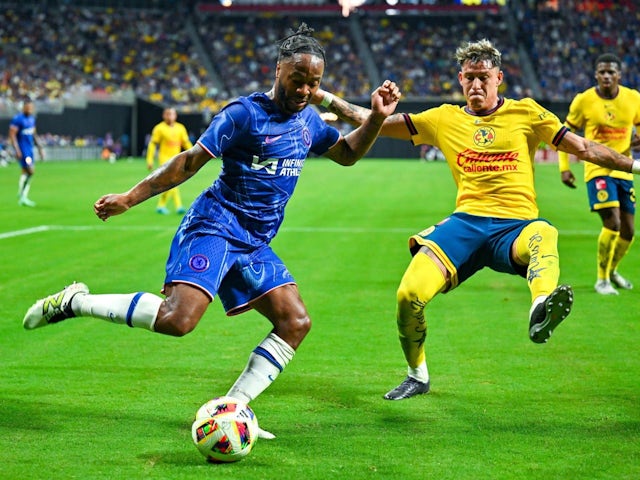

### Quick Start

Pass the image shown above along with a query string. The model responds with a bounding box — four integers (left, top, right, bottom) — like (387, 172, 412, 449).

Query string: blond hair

(454, 39, 502, 69)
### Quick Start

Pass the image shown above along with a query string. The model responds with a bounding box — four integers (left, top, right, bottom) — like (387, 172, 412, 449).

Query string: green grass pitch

(1, 158, 639, 479)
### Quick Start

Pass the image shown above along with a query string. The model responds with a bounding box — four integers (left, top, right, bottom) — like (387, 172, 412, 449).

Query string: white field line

(0, 224, 600, 241)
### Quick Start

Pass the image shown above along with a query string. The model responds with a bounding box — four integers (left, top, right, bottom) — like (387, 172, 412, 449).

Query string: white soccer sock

(408, 361, 429, 383)
(18, 174, 29, 197)
(226, 333, 296, 403)
(22, 177, 32, 199)
(72, 292, 162, 331)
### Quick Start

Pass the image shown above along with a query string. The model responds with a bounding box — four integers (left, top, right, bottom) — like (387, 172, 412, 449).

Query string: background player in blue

(9, 99, 45, 207)
(23, 24, 401, 434)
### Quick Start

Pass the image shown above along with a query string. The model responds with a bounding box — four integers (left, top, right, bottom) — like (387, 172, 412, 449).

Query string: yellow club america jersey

(149, 121, 193, 164)
(564, 85, 640, 182)
(406, 97, 568, 220)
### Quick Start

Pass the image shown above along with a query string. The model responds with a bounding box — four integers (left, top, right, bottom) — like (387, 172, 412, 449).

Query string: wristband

(320, 93, 334, 108)
(633, 159, 640, 175)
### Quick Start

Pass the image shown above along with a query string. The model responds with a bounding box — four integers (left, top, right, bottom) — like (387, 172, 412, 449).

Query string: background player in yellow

(316, 39, 640, 400)
(146, 107, 193, 214)
(558, 54, 640, 295)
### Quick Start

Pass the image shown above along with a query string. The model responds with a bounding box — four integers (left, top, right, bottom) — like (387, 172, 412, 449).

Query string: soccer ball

(191, 396, 259, 463)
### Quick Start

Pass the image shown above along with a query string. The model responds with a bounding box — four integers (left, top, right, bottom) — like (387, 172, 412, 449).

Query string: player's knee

(273, 313, 311, 349)
(156, 310, 200, 337)
(523, 220, 558, 245)
(292, 313, 312, 337)
(396, 280, 427, 310)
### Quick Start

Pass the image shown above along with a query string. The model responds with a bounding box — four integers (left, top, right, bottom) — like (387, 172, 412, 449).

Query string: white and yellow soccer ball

(191, 396, 259, 463)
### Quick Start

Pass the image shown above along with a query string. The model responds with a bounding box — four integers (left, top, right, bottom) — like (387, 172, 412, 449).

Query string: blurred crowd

(520, 0, 640, 101)
(0, 0, 638, 115)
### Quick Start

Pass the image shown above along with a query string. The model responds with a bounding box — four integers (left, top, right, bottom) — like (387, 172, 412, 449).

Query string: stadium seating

(0, 0, 638, 113)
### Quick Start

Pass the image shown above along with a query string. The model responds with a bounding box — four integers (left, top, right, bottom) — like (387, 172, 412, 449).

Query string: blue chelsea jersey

(10, 113, 37, 158)
(195, 92, 341, 244)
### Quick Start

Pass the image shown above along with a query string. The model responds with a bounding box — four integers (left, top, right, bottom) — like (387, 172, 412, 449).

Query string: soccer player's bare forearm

(584, 142, 634, 173)
(327, 95, 370, 126)
(340, 114, 385, 164)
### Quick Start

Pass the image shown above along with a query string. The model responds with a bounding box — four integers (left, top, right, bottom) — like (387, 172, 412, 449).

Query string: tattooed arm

(558, 130, 638, 174)
(323, 80, 401, 166)
(94, 144, 211, 221)
(315, 80, 413, 141)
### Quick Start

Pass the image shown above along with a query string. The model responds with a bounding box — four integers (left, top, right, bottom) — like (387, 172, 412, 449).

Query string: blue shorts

(409, 212, 545, 289)
(164, 209, 295, 315)
(586, 176, 635, 214)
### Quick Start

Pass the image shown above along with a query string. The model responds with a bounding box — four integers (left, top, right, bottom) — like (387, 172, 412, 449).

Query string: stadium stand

(2, 0, 638, 108)
(0, 0, 638, 156)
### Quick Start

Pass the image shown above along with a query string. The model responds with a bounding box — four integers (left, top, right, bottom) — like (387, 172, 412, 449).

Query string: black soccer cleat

(529, 284, 573, 344)
(383, 376, 430, 400)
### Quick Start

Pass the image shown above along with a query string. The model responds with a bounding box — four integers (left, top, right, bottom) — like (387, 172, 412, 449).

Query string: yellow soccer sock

(170, 187, 183, 210)
(597, 227, 619, 280)
(396, 253, 446, 369)
(157, 191, 168, 209)
(610, 235, 632, 274)
(514, 221, 560, 302)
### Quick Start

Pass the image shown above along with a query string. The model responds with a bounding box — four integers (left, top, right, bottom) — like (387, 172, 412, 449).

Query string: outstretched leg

(23, 282, 210, 336)
(384, 249, 446, 400)
(512, 221, 572, 343)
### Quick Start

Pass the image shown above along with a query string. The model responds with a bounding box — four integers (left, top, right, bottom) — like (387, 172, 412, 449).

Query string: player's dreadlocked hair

(454, 39, 502, 69)
(277, 23, 326, 64)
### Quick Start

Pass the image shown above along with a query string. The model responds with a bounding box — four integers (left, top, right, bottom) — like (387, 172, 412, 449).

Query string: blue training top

(9, 112, 37, 159)
(195, 92, 340, 246)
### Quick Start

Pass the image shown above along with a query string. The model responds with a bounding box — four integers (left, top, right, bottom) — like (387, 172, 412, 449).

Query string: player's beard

(274, 82, 307, 115)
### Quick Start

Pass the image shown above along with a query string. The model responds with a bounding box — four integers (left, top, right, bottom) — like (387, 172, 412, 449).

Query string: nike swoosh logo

(265, 135, 282, 144)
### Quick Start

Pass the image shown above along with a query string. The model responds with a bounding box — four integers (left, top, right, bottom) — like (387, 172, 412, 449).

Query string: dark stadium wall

(136, 99, 208, 157)
(1, 99, 571, 159)
(0, 103, 132, 148)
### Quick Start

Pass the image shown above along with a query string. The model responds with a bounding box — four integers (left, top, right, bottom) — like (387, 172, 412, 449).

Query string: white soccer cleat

(594, 279, 619, 295)
(594, 279, 619, 296)
(23, 282, 89, 330)
(610, 271, 633, 290)
(256, 426, 276, 440)
(18, 197, 36, 207)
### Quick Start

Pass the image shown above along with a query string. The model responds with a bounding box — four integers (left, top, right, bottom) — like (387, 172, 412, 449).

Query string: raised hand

(371, 80, 401, 118)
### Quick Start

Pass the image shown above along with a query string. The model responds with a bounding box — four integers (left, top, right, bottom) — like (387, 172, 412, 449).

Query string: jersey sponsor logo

(473, 127, 495, 147)
(594, 124, 627, 141)
(264, 135, 282, 144)
(189, 254, 210, 272)
(280, 158, 305, 176)
(595, 178, 608, 190)
(456, 148, 519, 173)
(251, 155, 278, 175)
